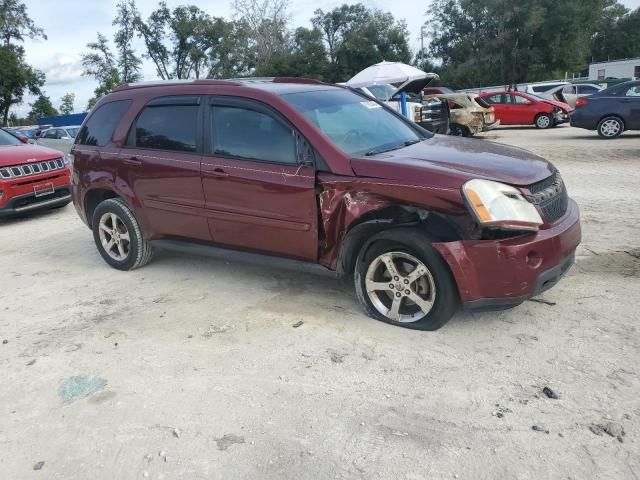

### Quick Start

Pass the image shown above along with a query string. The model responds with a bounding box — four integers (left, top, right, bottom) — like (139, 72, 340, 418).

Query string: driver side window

(211, 106, 297, 164)
(626, 86, 640, 97)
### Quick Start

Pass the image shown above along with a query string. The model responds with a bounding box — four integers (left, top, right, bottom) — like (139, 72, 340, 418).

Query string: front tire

(535, 113, 553, 129)
(597, 116, 624, 139)
(354, 229, 459, 330)
(91, 198, 154, 271)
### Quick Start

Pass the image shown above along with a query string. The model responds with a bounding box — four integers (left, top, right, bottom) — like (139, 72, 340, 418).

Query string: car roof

(113, 78, 343, 96)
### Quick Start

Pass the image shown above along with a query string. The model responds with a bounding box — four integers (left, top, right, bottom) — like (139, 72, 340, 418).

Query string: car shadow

(0, 205, 69, 225)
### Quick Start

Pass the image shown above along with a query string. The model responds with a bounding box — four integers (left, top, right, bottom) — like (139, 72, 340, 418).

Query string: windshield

(282, 89, 424, 156)
(0, 129, 22, 146)
(365, 84, 397, 101)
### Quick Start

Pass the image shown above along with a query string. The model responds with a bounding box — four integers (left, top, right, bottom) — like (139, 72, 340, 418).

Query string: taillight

(575, 98, 588, 108)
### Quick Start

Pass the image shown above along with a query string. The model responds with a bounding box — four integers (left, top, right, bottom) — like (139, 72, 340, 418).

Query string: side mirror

(18, 135, 29, 143)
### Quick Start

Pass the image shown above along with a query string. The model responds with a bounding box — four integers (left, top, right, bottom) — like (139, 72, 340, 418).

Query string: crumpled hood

(540, 98, 572, 112)
(351, 134, 555, 188)
(0, 144, 63, 168)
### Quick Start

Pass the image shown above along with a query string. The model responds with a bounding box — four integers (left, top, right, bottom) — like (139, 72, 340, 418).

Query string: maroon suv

(71, 78, 581, 330)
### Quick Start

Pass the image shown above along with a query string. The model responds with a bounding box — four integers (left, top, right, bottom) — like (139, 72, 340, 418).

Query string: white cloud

(37, 54, 85, 85)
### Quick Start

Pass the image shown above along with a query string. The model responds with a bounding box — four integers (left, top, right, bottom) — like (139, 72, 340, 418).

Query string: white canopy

(346, 61, 437, 88)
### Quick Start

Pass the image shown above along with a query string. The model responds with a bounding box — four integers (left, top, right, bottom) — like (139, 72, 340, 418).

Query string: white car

(538, 83, 604, 108)
(523, 82, 569, 94)
(36, 125, 80, 154)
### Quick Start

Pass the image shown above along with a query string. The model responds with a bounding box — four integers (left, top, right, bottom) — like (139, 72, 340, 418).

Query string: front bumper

(418, 119, 450, 135)
(0, 170, 71, 217)
(433, 199, 581, 310)
(555, 110, 570, 124)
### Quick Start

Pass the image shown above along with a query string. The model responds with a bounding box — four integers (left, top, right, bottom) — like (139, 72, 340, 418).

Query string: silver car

(539, 84, 604, 108)
(36, 125, 80, 154)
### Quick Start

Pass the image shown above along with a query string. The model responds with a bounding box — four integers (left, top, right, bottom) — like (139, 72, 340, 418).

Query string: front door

(483, 94, 512, 124)
(622, 84, 640, 129)
(201, 97, 318, 261)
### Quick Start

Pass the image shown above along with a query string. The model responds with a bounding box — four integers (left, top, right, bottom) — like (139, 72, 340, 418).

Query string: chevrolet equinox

(71, 78, 581, 330)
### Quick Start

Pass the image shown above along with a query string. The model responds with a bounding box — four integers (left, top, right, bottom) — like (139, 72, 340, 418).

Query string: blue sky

(16, 0, 640, 117)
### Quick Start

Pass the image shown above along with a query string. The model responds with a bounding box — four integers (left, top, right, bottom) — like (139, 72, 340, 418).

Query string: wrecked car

(71, 78, 581, 330)
(424, 93, 500, 137)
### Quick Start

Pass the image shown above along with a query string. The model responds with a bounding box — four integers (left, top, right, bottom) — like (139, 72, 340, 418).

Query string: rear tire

(449, 124, 470, 137)
(91, 198, 154, 271)
(535, 113, 553, 129)
(354, 229, 459, 330)
(597, 116, 624, 139)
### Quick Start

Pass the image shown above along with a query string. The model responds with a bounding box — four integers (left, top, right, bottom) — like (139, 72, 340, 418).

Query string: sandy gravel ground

(1, 126, 639, 479)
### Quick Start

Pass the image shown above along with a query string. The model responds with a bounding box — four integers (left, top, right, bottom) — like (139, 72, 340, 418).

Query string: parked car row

(422, 79, 639, 138)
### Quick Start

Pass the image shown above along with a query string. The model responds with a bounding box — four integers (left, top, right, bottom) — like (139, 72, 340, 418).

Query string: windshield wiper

(365, 139, 421, 156)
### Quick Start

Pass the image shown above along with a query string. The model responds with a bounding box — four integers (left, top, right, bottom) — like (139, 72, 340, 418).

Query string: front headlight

(462, 179, 543, 231)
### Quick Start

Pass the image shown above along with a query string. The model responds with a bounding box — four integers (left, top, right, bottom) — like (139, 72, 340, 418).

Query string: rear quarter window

(77, 100, 131, 146)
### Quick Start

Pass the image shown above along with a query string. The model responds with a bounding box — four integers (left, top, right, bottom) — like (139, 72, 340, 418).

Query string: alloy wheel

(536, 115, 551, 128)
(600, 119, 621, 137)
(365, 251, 436, 323)
(98, 212, 131, 261)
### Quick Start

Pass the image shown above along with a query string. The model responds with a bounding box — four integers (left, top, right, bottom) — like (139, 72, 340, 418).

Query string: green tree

(591, 6, 640, 62)
(28, 93, 57, 122)
(81, 33, 121, 109)
(0, 0, 45, 124)
(0, 45, 43, 124)
(425, 0, 624, 88)
(256, 26, 330, 79)
(59, 92, 75, 115)
(0, 0, 46, 46)
(113, 0, 142, 83)
(312, 4, 411, 82)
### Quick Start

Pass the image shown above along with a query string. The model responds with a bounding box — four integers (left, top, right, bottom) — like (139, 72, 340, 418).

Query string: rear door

(483, 94, 511, 124)
(119, 95, 210, 241)
(510, 94, 537, 124)
(201, 96, 318, 260)
(561, 85, 578, 107)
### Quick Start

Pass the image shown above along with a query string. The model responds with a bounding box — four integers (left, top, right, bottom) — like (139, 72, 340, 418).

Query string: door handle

(123, 156, 142, 166)
(205, 168, 229, 178)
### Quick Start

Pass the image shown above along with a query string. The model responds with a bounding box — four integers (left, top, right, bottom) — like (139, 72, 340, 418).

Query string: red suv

(0, 128, 71, 217)
(71, 79, 581, 330)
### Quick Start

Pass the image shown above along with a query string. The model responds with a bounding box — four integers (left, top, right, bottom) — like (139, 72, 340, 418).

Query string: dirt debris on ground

(0, 127, 639, 479)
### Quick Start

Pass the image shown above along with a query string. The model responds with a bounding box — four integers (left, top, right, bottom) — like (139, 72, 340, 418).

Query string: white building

(588, 57, 640, 81)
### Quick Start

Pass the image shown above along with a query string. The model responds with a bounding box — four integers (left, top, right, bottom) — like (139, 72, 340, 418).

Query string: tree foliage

(113, 0, 142, 83)
(425, 0, 635, 88)
(0, 0, 44, 124)
(591, 6, 640, 62)
(0, 0, 46, 46)
(81, 33, 121, 109)
(312, 4, 411, 82)
(28, 93, 57, 122)
(59, 92, 75, 115)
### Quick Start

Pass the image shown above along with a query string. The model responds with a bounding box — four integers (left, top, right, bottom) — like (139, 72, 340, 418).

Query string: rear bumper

(0, 171, 71, 217)
(570, 110, 597, 130)
(433, 199, 581, 309)
(483, 119, 500, 131)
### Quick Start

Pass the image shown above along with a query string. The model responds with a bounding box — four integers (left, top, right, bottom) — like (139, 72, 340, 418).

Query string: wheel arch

(598, 113, 625, 127)
(335, 205, 463, 278)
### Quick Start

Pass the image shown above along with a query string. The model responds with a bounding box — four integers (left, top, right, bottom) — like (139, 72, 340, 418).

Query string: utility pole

(420, 26, 427, 67)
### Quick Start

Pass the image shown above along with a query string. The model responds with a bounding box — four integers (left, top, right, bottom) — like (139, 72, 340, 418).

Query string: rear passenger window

(211, 106, 296, 164)
(129, 105, 198, 153)
(77, 100, 131, 146)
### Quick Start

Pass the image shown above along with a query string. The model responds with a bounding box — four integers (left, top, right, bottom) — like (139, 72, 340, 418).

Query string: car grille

(524, 171, 569, 223)
(0, 158, 64, 179)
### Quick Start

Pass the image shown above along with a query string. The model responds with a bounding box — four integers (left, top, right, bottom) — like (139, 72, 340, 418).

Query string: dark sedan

(570, 80, 640, 138)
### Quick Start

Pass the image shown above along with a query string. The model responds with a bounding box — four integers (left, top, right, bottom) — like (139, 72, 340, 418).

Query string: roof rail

(113, 79, 242, 92)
